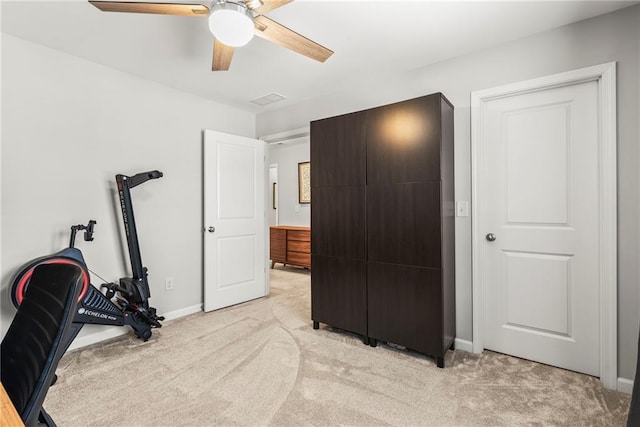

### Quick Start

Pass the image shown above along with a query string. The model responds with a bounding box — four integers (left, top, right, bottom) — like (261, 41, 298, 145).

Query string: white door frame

(470, 62, 617, 388)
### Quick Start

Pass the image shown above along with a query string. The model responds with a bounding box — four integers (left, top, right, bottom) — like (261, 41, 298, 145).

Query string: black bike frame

(116, 170, 163, 305)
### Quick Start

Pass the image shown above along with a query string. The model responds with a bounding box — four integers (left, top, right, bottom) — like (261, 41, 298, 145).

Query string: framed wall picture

(298, 161, 311, 204)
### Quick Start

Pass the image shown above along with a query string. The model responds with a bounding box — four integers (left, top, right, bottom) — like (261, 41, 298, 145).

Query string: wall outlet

(165, 277, 174, 291)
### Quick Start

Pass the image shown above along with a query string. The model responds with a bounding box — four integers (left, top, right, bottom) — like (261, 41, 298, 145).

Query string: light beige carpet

(45, 266, 630, 426)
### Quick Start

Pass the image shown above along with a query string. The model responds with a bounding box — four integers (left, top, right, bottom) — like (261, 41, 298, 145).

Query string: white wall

(0, 35, 255, 342)
(257, 5, 640, 381)
(267, 138, 310, 227)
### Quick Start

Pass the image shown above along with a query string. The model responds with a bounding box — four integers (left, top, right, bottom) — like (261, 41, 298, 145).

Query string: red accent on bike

(15, 258, 90, 304)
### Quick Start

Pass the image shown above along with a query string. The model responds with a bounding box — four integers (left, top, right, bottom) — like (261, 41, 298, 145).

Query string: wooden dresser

(270, 226, 311, 269)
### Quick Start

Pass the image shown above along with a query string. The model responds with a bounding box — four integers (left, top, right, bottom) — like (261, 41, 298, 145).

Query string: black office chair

(1, 263, 84, 427)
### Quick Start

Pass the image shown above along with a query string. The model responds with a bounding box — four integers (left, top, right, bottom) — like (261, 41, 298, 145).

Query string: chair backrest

(1, 263, 84, 426)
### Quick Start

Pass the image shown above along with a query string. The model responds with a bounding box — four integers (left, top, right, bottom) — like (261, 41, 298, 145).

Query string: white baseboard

(161, 304, 202, 321)
(67, 304, 203, 351)
(454, 338, 473, 353)
(68, 327, 128, 351)
(618, 377, 634, 394)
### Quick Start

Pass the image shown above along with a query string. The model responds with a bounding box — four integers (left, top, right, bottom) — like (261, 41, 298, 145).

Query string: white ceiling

(2, 0, 637, 113)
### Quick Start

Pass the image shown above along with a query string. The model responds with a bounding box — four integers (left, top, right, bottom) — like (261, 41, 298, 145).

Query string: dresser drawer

(288, 240, 310, 253)
(270, 228, 287, 262)
(287, 251, 311, 267)
(287, 230, 310, 242)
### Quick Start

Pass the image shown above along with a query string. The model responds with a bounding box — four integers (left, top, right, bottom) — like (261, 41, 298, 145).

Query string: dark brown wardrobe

(310, 93, 455, 368)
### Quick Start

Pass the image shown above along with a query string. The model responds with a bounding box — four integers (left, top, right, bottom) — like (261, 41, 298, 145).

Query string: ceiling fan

(89, 0, 333, 71)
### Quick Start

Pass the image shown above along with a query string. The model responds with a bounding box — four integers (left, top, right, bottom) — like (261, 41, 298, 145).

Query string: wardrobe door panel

(367, 182, 441, 268)
(311, 111, 366, 187)
(311, 186, 365, 260)
(311, 255, 367, 335)
(366, 95, 441, 185)
(367, 262, 442, 355)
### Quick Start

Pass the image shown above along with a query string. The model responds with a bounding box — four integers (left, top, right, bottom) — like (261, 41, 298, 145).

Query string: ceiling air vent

(250, 92, 286, 106)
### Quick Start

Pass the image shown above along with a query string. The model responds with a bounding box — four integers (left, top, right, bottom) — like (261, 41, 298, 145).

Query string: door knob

(486, 233, 496, 242)
(208, 226, 216, 233)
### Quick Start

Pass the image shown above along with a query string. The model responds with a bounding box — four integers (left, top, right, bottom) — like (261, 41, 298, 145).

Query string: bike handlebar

(69, 220, 96, 247)
(116, 170, 163, 189)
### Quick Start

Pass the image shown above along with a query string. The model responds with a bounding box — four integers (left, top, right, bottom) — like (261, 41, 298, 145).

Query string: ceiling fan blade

(248, 0, 294, 15)
(89, 1, 209, 16)
(253, 15, 333, 63)
(212, 39, 235, 71)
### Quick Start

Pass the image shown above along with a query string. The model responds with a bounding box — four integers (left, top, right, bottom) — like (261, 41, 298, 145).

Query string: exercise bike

(10, 170, 165, 351)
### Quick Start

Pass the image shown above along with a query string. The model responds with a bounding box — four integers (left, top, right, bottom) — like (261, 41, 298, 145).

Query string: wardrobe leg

(436, 356, 445, 368)
(312, 321, 319, 330)
(370, 338, 377, 348)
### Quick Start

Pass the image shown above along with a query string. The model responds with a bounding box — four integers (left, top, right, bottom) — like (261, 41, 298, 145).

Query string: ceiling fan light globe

(209, 4, 255, 48)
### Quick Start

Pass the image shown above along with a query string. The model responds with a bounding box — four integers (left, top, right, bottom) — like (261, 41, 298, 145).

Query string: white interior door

(476, 79, 603, 376)
(203, 130, 267, 312)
